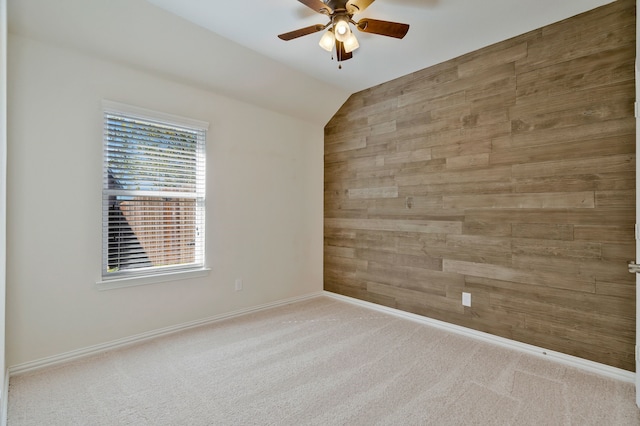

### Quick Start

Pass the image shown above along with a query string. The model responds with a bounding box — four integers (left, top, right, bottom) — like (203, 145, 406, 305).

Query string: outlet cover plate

(462, 292, 471, 307)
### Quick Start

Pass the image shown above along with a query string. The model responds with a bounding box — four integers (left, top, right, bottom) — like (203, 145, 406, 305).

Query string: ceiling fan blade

(336, 40, 353, 62)
(347, 0, 375, 13)
(297, 0, 332, 14)
(356, 18, 410, 39)
(278, 24, 325, 41)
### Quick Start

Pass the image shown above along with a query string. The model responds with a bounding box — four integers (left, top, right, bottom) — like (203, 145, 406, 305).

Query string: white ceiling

(147, 0, 615, 93)
(8, 0, 616, 125)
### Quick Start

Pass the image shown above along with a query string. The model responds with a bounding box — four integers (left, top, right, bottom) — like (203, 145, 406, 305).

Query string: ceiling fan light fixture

(334, 17, 351, 42)
(319, 30, 335, 52)
(343, 32, 359, 53)
(278, 0, 410, 65)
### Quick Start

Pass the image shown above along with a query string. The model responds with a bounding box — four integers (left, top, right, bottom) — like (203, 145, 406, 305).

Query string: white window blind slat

(102, 104, 206, 280)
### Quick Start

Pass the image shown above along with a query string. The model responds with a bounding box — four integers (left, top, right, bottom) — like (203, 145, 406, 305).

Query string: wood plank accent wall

(324, 0, 636, 371)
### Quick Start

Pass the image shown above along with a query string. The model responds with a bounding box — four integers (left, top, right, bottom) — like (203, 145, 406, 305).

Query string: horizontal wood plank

(324, 0, 636, 371)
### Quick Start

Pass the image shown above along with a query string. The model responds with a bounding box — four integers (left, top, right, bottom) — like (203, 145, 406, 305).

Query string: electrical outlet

(235, 278, 243, 292)
(462, 292, 471, 307)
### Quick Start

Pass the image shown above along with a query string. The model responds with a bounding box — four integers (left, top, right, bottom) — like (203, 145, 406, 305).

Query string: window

(101, 101, 207, 284)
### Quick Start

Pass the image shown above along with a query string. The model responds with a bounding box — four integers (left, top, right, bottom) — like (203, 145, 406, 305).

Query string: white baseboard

(1, 369, 7, 426)
(8, 292, 324, 377)
(8, 289, 634, 386)
(323, 291, 636, 384)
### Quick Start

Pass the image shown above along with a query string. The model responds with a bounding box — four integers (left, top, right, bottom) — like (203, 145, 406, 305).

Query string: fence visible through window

(102, 101, 206, 281)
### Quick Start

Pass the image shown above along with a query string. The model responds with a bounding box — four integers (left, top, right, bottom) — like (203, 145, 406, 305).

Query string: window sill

(96, 268, 211, 291)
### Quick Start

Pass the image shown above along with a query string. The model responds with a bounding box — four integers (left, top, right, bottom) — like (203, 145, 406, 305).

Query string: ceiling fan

(278, 0, 410, 66)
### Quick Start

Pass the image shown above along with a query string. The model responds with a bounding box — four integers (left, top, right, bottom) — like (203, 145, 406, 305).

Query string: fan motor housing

(325, 0, 353, 15)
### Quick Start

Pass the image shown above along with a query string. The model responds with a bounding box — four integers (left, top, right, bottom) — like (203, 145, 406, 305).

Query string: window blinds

(102, 105, 206, 279)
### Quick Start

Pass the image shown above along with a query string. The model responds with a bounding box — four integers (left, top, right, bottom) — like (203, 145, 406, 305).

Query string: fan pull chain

(330, 51, 341, 69)
(335, 45, 342, 70)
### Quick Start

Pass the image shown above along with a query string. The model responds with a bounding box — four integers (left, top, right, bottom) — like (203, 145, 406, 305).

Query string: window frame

(98, 100, 209, 290)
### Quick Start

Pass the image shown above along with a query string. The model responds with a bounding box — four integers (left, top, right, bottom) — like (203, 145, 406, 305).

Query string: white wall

(0, 0, 8, 410)
(6, 35, 324, 367)
(8, 0, 349, 127)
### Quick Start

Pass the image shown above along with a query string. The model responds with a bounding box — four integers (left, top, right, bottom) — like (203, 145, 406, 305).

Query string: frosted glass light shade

(334, 19, 351, 42)
(343, 33, 359, 53)
(319, 31, 335, 52)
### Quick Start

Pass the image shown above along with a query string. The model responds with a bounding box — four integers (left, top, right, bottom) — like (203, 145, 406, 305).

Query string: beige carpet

(8, 296, 640, 425)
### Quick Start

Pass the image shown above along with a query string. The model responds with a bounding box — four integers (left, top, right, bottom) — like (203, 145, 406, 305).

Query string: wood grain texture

(324, 0, 636, 371)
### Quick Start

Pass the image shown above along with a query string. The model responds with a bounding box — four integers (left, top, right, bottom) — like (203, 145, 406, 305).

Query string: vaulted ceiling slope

(147, 0, 615, 93)
(7, 0, 350, 126)
(8, 0, 615, 126)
